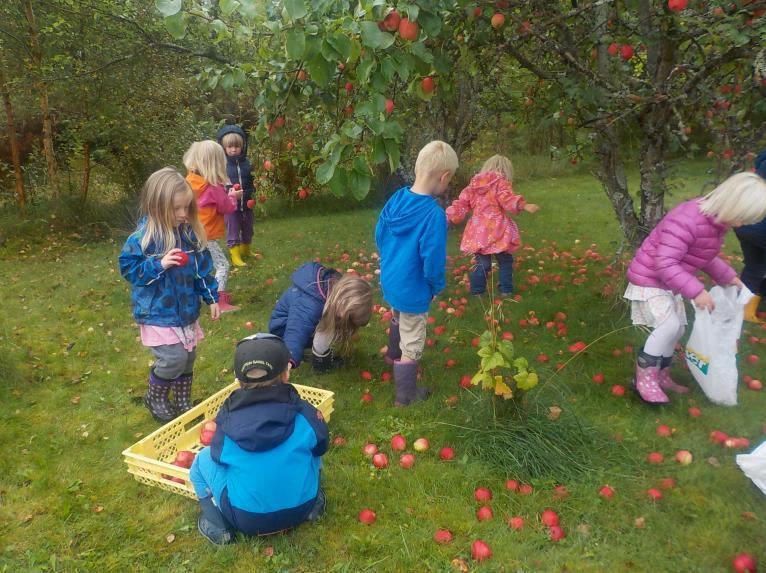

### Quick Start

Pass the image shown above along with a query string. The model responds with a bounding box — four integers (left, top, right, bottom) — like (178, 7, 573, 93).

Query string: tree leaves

(360, 22, 395, 50)
(284, 0, 308, 21)
(286, 29, 305, 59)
(155, 0, 182, 16)
(164, 12, 187, 39)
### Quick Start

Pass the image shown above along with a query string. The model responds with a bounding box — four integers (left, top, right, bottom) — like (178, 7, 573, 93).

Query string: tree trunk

(0, 67, 26, 212)
(23, 0, 60, 197)
(80, 142, 91, 203)
(593, 125, 641, 246)
(637, 105, 671, 236)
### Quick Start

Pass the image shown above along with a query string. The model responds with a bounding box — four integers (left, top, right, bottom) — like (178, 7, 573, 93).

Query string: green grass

(1, 162, 765, 572)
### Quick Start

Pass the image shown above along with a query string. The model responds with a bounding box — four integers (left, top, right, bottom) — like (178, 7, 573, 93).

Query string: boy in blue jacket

(216, 124, 255, 267)
(375, 140, 459, 406)
(189, 333, 328, 544)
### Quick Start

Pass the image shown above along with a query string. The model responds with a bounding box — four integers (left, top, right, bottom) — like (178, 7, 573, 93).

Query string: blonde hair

(699, 172, 766, 225)
(183, 140, 230, 185)
(316, 274, 373, 356)
(481, 155, 514, 181)
(138, 167, 207, 255)
(414, 140, 459, 177)
(221, 132, 244, 148)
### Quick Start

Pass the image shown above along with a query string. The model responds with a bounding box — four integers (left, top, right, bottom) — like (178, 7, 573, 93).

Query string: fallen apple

(471, 540, 492, 561)
(372, 453, 389, 469)
(439, 447, 455, 460)
(476, 506, 493, 521)
(474, 487, 492, 502)
(541, 509, 559, 527)
(390, 434, 406, 451)
(399, 453, 415, 469)
(508, 516, 524, 530)
(413, 438, 430, 452)
(358, 508, 376, 524)
(433, 529, 453, 544)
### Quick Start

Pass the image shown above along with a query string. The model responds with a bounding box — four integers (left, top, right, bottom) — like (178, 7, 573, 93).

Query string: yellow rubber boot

(229, 245, 247, 267)
(240, 244, 251, 258)
(744, 295, 763, 323)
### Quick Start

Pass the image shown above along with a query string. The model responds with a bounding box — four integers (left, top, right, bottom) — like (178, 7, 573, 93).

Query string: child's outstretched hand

(523, 203, 540, 214)
(210, 303, 221, 321)
(693, 289, 715, 312)
(728, 276, 744, 291)
(161, 248, 185, 269)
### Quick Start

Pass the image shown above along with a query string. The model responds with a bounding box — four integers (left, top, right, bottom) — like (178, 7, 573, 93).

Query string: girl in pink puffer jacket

(446, 155, 539, 295)
(625, 172, 766, 405)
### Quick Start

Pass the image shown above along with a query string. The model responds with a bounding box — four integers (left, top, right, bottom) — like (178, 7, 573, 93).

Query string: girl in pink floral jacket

(625, 172, 766, 405)
(446, 155, 539, 295)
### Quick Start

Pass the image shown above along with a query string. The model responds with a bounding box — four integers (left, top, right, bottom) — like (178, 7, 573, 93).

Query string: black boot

(144, 370, 177, 423)
(305, 488, 326, 523)
(384, 318, 402, 365)
(170, 373, 194, 414)
(393, 360, 430, 406)
(197, 496, 235, 545)
(312, 349, 344, 373)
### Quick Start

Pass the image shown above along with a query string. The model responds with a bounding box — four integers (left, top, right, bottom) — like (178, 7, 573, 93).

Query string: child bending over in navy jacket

(189, 334, 328, 544)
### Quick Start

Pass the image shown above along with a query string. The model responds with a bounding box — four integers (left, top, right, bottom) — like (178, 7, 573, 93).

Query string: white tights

(644, 312, 686, 358)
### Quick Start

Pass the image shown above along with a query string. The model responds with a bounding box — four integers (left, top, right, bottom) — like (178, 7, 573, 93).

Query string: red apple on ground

(471, 540, 492, 561)
(358, 508, 376, 524)
(363, 443, 378, 457)
(519, 484, 534, 495)
(474, 487, 492, 502)
(647, 452, 664, 464)
(476, 506, 494, 521)
(439, 447, 455, 460)
(660, 477, 676, 490)
(599, 485, 615, 499)
(399, 453, 415, 469)
(508, 516, 524, 530)
(372, 453, 389, 469)
(656, 424, 672, 437)
(505, 479, 519, 491)
(413, 438, 430, 452)
(611, 385, 626, 397)
(688, 407, 702, 417)
(732, 553, 757, 572)
(391, 434, 406, 451)
(433, 529, 453, 544)
(647, 488, 663, 500)
(541, 509, 559, 527)
(592, 373, 605, 384)
(548, 525, 566, 541)
(361, 391, 373, 403)
(675, 450, 693, 465)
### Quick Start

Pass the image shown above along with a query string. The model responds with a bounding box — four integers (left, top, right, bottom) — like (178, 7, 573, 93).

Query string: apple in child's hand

(200, 429, 215, 446)
(202, 420, 217, 433)
(413, 438, 430, 452)
(233, 184, 241, 190)
(176, 251, 189, 267)
(358, 508, 376, 525)
(732, 553, 757, 572)
(174, 450, 196, 468)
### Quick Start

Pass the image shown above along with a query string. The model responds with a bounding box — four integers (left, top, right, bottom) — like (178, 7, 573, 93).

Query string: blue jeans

(470, 253, 514, 295)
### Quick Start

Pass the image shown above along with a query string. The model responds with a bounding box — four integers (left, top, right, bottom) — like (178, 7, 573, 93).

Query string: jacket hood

(186, 172, 207, 194)
(379, 187, 440, 236)
(216, 384, 300, 452)
(291, 262, 339, 302)
(466, 171, 504, 195)
(755, 149, 766, 180)
(216, 124, 249, 157)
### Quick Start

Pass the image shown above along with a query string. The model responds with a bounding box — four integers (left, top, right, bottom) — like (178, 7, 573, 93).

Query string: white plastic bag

(737, 440, 766, 496)
(684, 285, 753, 406)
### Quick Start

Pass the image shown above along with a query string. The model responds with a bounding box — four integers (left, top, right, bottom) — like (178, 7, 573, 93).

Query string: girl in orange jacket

(184, 140, 242, 312)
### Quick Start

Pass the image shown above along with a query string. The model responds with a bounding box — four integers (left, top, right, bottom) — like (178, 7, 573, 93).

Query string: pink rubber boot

(217, 291, 240, 313)
(657, 356, 689, 394)
(633, 350, 669, 405)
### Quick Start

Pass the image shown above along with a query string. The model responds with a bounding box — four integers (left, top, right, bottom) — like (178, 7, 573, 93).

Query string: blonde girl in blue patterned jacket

(119, 167, 219, 423)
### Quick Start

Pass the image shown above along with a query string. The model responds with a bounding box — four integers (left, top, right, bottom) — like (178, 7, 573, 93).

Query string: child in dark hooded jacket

(216, 124, 256, 267)
(189, 334, 328, 544)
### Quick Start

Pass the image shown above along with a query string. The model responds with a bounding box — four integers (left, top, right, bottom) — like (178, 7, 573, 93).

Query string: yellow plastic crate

(122, 381, 334, 499)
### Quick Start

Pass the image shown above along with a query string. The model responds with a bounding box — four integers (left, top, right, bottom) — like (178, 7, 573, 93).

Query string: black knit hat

(234, 333, 290, 383)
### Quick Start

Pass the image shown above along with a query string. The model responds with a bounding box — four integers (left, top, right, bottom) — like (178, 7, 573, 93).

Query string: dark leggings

(735, 222, 766, 296)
